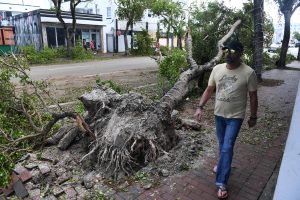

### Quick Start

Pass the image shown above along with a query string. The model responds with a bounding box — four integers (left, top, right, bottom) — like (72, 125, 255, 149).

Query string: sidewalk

(113, 61, 300, 200)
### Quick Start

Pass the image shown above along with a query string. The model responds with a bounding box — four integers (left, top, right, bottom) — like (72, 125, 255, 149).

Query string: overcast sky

(186, 0, 300, 24)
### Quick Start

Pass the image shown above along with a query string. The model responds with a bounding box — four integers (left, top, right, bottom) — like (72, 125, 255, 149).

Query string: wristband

(196, 105, 204, 110)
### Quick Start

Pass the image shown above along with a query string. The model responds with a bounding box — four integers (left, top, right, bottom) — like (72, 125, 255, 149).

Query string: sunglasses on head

(223, 49, 236, 54)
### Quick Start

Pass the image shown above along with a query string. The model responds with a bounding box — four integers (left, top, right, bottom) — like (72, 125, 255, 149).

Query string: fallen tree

(1, 20, 241, 183)
(46, 20, 242, 178)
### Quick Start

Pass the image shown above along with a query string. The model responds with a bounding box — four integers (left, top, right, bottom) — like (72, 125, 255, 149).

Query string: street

(29, 57, 158, 80)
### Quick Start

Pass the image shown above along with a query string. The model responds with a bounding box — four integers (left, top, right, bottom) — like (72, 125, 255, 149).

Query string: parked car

(289, 43, 295, 48)
(268, 43, 281, 53)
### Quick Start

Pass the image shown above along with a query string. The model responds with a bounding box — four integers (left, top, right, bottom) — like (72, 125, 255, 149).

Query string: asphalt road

(29, 57, 158, 80)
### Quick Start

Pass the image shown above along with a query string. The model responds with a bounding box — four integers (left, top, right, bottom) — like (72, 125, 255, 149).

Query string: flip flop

(213, 165, 218, 173)
(217, 186, 228, 199)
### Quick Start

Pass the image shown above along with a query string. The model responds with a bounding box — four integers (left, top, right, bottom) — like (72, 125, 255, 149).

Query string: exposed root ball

(51, 85, 179, 178)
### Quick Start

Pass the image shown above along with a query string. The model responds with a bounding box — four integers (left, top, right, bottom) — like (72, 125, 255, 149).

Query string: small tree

(151, 0, 185, 49)
(132, 30, 153, 55)
(116, 0, 149, 56)
(51, 0, 84, 57)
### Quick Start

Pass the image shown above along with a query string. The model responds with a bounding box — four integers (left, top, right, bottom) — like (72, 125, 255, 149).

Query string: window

(107, 7, 111, 19)
(56, 28, 65, 46)
(46, 27, 56, 47)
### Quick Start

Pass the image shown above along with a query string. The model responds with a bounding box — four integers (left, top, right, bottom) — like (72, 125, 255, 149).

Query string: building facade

(11, 9, 104, 51)
(273, 23, 300, 44)
(1, 0, 179, 53)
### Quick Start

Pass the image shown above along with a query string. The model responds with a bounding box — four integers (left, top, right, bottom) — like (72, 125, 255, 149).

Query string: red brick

(161, 192, 175, 200)
(188, 190, 203, 200)
(176, 194, 191, 200)
(238, 191, 259, 200)
(200, 192, 216, 200)
(2, 173, 19, 196)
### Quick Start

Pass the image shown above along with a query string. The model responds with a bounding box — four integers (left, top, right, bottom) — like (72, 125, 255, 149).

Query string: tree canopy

(116, 0, 150, 55)
(151, 0, 186, 48)
(189, 1, 273, 67)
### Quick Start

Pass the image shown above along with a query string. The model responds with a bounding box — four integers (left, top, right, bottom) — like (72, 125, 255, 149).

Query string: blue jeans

(215, 115, 243, 187)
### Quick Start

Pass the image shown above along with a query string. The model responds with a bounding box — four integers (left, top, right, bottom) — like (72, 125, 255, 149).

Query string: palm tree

(253, 0, 264, 81)
(276, 0, 300, 68)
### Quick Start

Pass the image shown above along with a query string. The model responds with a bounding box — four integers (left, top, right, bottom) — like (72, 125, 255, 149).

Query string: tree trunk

(297, 46, 300, 60)
(167, 25, 170, 49)
(277, 11, 291, 68)
(131, 23, 134, 52)
(253, 0, 264, 82)
(156, 22, 160, 43)
(177, 37, 182, 49)
(124, 22, 130, 56)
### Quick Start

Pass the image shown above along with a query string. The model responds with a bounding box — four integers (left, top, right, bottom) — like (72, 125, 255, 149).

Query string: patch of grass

(134, 171, 149, 182)
(74, 100, 85, 115)
(96, 76, 130, 94)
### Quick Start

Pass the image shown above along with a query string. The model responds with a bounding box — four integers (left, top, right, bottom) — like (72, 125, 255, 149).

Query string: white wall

(0, 0, 51, 13)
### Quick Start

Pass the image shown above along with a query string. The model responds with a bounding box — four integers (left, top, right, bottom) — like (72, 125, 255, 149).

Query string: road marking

(134, 83, 157, 89)
(82, 69, 158, 78)
(82, 70, 133, 78)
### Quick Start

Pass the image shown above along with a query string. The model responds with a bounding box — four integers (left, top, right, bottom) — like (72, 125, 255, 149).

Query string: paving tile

(200, 192, 216, 200)
(188, 191, 203, 200)
(63, 187, 77, 199)
(29, 188, 41, 199)
(38, 164, 51, 175)
(13, 179, 29, 198)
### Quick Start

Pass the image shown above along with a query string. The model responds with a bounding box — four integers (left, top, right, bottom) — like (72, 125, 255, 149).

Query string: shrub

(19, 45, 38, 64)
(56, 46, 68, 58)
(20, 43, 94, 64)
(39, 47, 58, 63)
(131, 30, 154, 56)
(72, 41, 94, 60)
(20, 45, 58, 64)
(158, 48, 188, 88)
(159, 45, 170, 56)
(263, 51, 296, 71)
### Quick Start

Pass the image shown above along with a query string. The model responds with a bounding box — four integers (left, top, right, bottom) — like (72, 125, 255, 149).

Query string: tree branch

(160, 19, 242, 109)
(292, 2, 300, 14)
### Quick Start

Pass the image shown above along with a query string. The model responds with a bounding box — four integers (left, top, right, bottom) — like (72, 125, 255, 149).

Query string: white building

(0, 0, 51, 25)
(60, 0, 167, 53)
(273, 23, 300, 44)
(0, 0, 179, 53)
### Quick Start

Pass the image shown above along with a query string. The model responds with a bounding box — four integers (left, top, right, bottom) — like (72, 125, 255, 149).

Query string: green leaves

(0, 54, 58, 187)
(131, 30, 154, 55)
(0, 153, 15, 187)
(151, 0, 185, 39)
(189, 1, 274, 66)
(159, 48, 188, 87)
(294, 31, 300, 41)
(116, 0, 148, 22)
